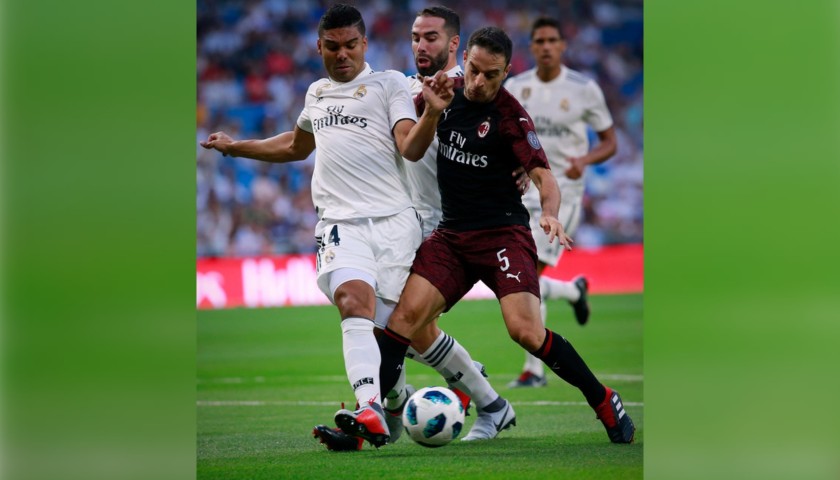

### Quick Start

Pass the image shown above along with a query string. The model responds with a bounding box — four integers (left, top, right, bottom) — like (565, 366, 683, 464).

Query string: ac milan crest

(477, 120, 490, 138)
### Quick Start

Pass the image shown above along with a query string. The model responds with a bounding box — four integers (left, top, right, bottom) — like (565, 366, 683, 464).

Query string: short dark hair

(530, 17, 562, 40)
(417, 5, 460, 37)
(466, 26, 512, 66)
(318, 3, 366, 37)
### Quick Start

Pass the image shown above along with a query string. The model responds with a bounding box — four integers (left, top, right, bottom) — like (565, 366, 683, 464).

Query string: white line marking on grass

(197, 400, 644, 408)
(197, 373, 642, 385)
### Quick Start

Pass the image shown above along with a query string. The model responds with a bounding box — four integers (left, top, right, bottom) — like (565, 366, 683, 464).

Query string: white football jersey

(404, 65, 463, 236)
(298, 63, 418, 220)
(506, 66, 613, 204)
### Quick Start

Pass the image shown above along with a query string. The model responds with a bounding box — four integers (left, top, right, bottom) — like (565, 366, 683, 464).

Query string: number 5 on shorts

(496, 248, 510, 272)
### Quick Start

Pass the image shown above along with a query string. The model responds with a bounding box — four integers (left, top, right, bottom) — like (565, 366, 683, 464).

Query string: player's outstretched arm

(565, 126, 617, 180)
(200, 126, 316, 163)
(530, 166, 573, 250)
(394, 71, 453, 161)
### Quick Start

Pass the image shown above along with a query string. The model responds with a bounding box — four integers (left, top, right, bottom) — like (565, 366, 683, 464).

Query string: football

(402, 386, 465, 447)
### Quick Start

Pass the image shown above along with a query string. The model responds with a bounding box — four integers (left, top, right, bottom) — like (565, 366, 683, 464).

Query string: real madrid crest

(354, 85, 367, 99)
(323, 248, 336, 264)
(477, 119, 491, 138)
(521, 87, 531, 100)
(560, 98, 570, 111)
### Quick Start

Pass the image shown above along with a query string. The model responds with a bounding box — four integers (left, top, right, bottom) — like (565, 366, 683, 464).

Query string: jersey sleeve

(582, 80, 614, 132)
(502, 97, 550, 172)
(296, 81, 321, 133)
(386, 72, 418, 130)
(406, 75, 423, 95)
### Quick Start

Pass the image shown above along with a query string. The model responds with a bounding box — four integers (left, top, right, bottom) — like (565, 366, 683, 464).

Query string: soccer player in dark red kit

(339, 26, 635, 444)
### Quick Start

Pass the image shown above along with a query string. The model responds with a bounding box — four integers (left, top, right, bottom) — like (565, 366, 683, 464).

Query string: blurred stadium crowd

(197, 0, 642, 257)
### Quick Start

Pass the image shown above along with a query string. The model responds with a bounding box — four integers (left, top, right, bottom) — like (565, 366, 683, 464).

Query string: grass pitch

(198, 294, 643, 479)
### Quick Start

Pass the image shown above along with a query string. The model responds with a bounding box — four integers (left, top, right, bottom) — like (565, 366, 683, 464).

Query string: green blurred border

(646, 1, 840, 479)
(2, 1, 196, 480)
(3, 1, 840, 479)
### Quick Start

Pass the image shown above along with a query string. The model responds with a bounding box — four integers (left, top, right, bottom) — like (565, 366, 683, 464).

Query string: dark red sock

(533, 328, 606, 408)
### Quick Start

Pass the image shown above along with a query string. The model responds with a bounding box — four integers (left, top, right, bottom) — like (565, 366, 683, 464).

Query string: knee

(333, 290, 373, 319)
(388, 306, 423, 336)
(507, 324, 544, 352)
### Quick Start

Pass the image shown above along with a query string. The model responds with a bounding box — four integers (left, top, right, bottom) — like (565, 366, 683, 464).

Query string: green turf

(198, 295, 643, 479)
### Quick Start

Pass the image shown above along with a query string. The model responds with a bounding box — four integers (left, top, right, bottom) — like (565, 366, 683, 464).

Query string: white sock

(523, 301, 547, 376)
(341, 317, 381, 408)
(539, 276, 580, 302)
(413, 331, 498, 410)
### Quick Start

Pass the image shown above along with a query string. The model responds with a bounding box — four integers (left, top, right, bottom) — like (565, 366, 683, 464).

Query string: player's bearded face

(318, 27, 368, 82)
(463, 46, 510, 103)
(416, 47, 448, 77)
(412, 16, 455, 77)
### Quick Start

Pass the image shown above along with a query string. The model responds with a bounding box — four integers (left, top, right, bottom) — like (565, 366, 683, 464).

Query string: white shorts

(527, 192, 583, 267)
(417, 207, 442, 240)
(315, 208, 423, 303)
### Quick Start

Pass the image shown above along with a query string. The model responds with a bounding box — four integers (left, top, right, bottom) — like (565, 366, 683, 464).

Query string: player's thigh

(388, 273, 448, 339)
(410, 231, 473, 312)
(314, 219, 377, 303)
(371, 209, 423, 303)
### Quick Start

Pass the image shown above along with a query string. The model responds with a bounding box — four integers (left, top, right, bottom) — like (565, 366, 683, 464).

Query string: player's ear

(363, 36, 368, 52)
(462, 50, 467, 63)
(450, 34, 459, 54)
(503, 64, 511, 79)
(317, 38, 322, 55)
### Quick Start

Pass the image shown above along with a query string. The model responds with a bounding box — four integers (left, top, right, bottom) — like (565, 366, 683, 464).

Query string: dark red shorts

(411, 225, 540, 311)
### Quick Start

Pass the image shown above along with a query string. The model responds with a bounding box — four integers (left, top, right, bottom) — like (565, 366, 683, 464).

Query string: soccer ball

(402, 386, 465, 447)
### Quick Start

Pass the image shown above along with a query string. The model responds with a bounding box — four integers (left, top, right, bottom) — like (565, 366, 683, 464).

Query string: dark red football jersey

(416, 77, 550, 231)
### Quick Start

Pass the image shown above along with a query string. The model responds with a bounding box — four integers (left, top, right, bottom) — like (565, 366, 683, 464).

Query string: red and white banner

(196, 244, 643, 309)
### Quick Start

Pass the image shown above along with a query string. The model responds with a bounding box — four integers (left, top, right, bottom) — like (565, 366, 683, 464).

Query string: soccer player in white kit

(200, 4, 454, 448)
(504, 17, 618, 388)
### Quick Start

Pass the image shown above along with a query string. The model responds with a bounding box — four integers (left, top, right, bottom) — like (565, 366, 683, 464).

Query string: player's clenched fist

(200, 131, 234, 156)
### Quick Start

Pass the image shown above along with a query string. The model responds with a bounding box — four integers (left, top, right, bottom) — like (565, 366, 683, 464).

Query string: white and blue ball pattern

(402, 386, 465, 447)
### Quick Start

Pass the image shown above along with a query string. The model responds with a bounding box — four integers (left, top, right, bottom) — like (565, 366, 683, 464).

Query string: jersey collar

(446, 65, 463, 77)
(329, 62, 374, 84)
